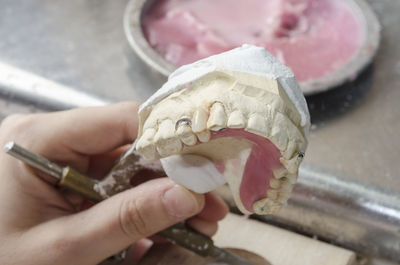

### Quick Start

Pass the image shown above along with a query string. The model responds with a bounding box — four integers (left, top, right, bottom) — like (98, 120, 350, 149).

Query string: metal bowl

(124, 0, 381, 95)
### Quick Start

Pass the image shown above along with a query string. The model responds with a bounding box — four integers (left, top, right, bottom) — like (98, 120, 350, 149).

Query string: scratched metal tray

(123, 0, 381, 95)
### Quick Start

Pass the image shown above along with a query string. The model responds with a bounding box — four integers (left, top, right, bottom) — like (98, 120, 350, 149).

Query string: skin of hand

(0, 102, 229, 265)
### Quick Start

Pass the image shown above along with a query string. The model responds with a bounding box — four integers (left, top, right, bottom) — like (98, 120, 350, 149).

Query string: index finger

(2, 102, 139, 158)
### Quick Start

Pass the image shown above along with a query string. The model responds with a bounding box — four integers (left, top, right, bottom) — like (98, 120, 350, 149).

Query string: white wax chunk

(161, 154, 226, 193)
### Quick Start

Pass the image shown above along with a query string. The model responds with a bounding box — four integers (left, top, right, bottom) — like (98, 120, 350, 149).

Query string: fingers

(186, 193, 228, 237)
(0, 102, 139, 162)
(197, 192, 229, 221)
(86, 145, 130, 179)
(43, 178, 204, 265)
(187, 218, 218, 237)
(51, 102, 139, 155)
(129, 169, 164, 187)
(120, 238, 154, 264)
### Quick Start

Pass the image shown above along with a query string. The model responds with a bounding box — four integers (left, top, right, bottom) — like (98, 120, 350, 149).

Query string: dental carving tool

(3, 141, 255, 265)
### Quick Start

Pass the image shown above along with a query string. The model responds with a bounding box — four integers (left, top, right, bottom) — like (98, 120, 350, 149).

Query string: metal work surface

(0, 0, 399, 262)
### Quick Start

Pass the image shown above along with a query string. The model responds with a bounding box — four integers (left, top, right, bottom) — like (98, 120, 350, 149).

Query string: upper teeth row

(136, 101, 306, 169)
(252, 168, 297, 214)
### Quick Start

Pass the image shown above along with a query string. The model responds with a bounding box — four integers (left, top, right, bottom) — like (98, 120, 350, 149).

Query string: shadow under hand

(137, 244, 272, 265)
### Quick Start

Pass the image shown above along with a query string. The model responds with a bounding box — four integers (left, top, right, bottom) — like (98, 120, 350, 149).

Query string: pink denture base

(212, 129, 282, 212)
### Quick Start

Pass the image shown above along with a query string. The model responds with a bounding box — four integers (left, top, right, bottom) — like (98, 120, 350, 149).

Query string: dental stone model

(136, 45, 310, 215)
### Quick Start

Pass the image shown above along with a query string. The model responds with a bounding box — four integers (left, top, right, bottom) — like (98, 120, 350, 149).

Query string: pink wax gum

(212, 129, 282, 212)
(143, 0, 364, 82)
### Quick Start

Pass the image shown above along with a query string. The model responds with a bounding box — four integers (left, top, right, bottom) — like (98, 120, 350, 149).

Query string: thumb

(51, 178, 204, 265)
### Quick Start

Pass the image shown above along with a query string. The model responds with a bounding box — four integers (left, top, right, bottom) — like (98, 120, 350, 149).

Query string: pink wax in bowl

(143, 0, 363, 84)
(124, 0, 380, 94)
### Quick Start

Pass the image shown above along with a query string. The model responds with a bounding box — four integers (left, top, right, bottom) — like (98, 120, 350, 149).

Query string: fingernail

(162, 185, 202, 218)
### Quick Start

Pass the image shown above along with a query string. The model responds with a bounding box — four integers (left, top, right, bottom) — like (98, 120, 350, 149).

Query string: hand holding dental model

(0, 45, 309, 265)
(136, 45, 310, 215)
(0, 103, 228, 265)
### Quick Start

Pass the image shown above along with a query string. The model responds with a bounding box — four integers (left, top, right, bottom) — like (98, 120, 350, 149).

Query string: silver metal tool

(3, 141, 255, 265)
(157, 222, 255, 265)
(3, 141, 124, 263)
(3, 141, 103, 202)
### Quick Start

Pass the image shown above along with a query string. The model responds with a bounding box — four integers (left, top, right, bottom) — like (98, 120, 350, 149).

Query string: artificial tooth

(227, 110, 246, 128)
(280, 178, 294, 193)
(271, 98, 285, 114)
(267, 189, 279, 200)
(246, 114, 269, 137)
(156, 141, 182, 157)
(270, 113, 289, 150)
(284, 140, 297, 160)
(287, 121, 307, 147)
(269, 205, 282, 214)
(284, 122, 306, 159)
(154, 120, 182, 157)
(207, 102, 227, 131)
(197, 130, 211, 142)
(273, 167, 289, 179)
(280, 156, 300, 174)
(136, 128, 157, 160)
(277, 192, 291, 203)
(192, 108, 208, 133)
(270, 128, 288, 151)
(253, 198, 282, 214)
(269, 178, 281, 189)
(176, 124, 197, 146)
(175, 117, 192, 132)
(286, 173, 298, 184)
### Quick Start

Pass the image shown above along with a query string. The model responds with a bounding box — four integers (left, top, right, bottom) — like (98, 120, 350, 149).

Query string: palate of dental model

(136, 45, 310, 215)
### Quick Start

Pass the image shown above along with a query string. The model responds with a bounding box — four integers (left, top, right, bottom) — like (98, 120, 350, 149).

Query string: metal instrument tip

(3, 141, 63, 181)
(3, 141, 15, 153)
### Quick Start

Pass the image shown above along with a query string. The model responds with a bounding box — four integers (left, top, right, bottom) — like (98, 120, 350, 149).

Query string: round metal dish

(124, 0, 381, 95)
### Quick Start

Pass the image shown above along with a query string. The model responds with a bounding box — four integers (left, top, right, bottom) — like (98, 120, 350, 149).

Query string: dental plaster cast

(136, 45, 310, 215)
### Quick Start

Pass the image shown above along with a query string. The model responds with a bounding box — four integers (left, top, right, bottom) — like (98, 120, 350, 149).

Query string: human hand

(0, 102, 228, 265)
